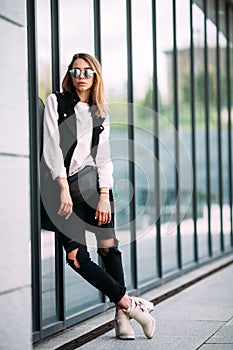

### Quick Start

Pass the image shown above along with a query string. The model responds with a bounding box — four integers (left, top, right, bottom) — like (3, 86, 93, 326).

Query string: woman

(43, 53, 156, 340)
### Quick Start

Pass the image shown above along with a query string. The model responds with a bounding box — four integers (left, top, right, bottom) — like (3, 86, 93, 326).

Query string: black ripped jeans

(59, 194, 126, 304)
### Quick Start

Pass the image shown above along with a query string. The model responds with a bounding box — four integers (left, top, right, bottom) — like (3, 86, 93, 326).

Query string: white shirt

(43, 93, 113, 188)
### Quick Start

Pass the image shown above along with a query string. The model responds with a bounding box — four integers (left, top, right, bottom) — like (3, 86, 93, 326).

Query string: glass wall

(207, 0, 221, 254)
(156, 0, 178, 274)
(30, 0, 233, 342)
(101, 0, 133, 290)
(193, 2, 210, 260)
(176, 0, 195, 267)
(131, 0, 158, 286)
(37, 0, 57, 327)
(219, 0, 232, 249)
(59, 0, 102, 317)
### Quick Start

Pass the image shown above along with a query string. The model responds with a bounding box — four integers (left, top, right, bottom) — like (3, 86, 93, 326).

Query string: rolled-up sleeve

(43, 94, 67, 179)
(95, 115, 114, 188)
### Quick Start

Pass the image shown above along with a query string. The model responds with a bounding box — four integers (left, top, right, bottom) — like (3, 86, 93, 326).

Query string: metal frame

(172, 0, 182, 270)
(215, 0, 224, 251)
(50, 0, 66, 329)
(94, 0, 102, 62)
(126, 0, 138, 291)
(226, 2, 233, 246)
(27, 0, 42, 342)
(203, 0, 212, 257)
(30, 0, 233, 343)
(152, 0, 162, 278)
(190, 0, 198, 262)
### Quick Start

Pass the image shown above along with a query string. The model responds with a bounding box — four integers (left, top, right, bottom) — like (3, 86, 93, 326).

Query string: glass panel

(207, 1, 221, 254)
(101, 0, 133, 289)
(131, 0, 157, 285)
(37, 0, 57, 326)
(60, 0, 94, 81)
(65, 239, 101, 316)
(219, 3, 232, 249)
(37, 0, 52, 103)
(41, 231, 56, 325)
(193, 2, 209, 260)
(59, 0, 101, 315)
(176, 0, 195, 266)
(230, 9, 233, 247)
(157, 0, 178, 274)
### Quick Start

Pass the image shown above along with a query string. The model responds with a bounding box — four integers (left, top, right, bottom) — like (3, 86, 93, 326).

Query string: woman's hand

(95, 193, 111, 226)
(56, 178, 73, 220)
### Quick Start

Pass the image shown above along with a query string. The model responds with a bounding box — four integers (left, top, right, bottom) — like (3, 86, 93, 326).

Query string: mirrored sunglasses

(70, 68, 95, 79)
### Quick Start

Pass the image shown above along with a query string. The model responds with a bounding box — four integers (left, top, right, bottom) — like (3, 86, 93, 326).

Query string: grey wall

(0, 1, 31, 349)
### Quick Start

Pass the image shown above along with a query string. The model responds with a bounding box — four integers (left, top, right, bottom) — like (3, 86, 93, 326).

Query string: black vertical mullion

(50, 0, 65, 323)
(126, 0, 137, 290)
(204, 0, 212, 257)
(93, 0, 106, 304)
(152, 0, 162, 278)
(216, 0, 224, 251)
(226, 3, 233, 247)
(51, 0, 60, 91)
(94, 0, 101, 62)
(173, 0, 182, 269)
(190, 0, 198, 262)
(27, 0, 42, 339)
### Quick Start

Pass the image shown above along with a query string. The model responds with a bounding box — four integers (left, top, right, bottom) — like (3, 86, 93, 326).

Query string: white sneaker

(124, 297, 156, 339)
(115, 309, 135, 340)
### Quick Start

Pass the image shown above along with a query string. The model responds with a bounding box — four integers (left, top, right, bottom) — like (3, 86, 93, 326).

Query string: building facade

(0, 0, 233, 348)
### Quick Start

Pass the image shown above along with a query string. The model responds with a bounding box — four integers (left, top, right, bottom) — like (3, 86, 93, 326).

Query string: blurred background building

(0, 0, 233, 348)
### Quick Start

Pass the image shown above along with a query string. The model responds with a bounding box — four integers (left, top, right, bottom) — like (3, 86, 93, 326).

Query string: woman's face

(71, 58, 95, 96)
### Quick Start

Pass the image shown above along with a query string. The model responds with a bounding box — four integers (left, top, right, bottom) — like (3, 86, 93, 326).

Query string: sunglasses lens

(85, 69, 94, 78)
(70, 68, 94, 78)
(72, 68, 80, 78)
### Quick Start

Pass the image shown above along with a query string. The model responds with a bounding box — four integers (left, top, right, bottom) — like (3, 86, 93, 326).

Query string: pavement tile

(206, 324, 233, 344)
(199, 345, 233, 350)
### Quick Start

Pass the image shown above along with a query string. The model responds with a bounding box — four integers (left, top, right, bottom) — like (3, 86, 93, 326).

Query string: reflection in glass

(37, 0, 52, 102)
(101, 0, 133, 289)
(37, 0, 57, 326)
(131, 0, 157, 285)
(207, 1, 221, 254)
(65, 242, 101, 316)
(60, 0, 94, 81)
(41, 231, 56, 325)
(176, 0, 194, 266)
(219, 4, 232, 249)
(229, 9, 233, 248)
(193, 3, 209, 259)
(59, 0, 102, 315)
(157, 0, 178, 274)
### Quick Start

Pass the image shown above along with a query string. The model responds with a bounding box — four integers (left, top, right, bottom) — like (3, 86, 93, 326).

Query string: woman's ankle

(116, 294, 132, 310)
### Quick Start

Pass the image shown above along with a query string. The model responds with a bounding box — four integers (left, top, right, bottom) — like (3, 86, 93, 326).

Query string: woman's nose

(79, 70, 85, 79)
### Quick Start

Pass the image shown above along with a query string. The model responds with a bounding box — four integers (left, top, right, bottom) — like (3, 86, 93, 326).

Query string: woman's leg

(98, 238, 125, 288)
(65, 241, 126, 303)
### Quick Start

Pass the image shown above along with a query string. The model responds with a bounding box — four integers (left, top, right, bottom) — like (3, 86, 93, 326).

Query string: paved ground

(77, 262, 233, 350)
(34, 255, 233, 350)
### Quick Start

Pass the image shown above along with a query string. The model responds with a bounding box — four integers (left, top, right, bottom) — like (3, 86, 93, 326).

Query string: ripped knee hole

(67, 248, 80, 269)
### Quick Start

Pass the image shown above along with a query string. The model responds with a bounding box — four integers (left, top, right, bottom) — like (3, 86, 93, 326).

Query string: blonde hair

(62, 53, 107, 117)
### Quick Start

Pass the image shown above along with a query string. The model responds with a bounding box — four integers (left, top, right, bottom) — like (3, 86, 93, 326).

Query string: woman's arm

(43, 94, 73, 219)
(95, 116, 114, 189)
(43, 94, 67, 180)
(95, 116, 113, 225)
(56, 178, 73, 220)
